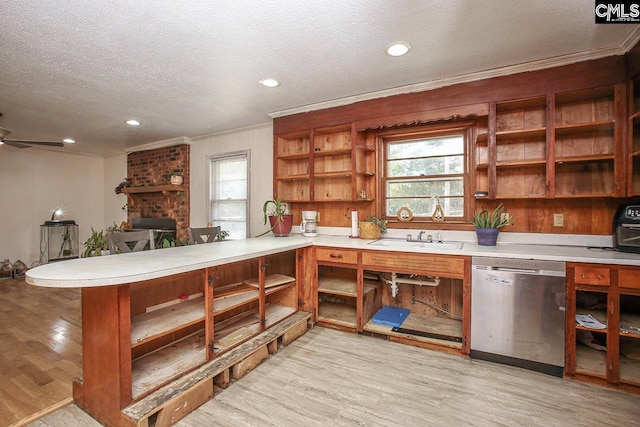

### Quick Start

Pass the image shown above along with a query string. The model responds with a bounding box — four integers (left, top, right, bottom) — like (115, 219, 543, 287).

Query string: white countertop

(26, 232, 640, 288)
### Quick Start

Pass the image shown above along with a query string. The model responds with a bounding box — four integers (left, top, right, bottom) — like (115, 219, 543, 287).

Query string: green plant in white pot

(472, 203, 513, 246)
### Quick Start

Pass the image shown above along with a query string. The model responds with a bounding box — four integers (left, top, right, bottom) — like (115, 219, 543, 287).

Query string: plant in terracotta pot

(472, 203, 513, 246)
(359, 215, 388, 240)
(258, 195, 293, 237)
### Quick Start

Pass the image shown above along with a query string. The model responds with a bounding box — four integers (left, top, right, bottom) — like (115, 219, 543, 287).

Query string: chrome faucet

(417, 231, 425, 241)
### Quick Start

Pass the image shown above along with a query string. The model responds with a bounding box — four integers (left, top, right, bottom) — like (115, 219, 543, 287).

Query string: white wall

(0, 148, 105, 266)
(104, 152, 128, 230)
(0, 123, 272, 267)
(189, 123, 273, 237)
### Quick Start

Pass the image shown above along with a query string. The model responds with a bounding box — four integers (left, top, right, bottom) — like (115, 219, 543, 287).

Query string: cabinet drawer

(316, 248, 358, 264)
(618, 268, 640, 290)
(574, 266, 610, 286)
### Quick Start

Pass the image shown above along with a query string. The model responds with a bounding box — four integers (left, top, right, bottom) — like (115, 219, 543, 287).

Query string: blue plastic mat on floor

(371, 305, 410, 327)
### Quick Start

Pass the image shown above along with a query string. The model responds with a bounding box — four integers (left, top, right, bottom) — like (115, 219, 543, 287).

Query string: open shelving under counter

(25, 242, 310, 427)
(363, 312, 463, 350)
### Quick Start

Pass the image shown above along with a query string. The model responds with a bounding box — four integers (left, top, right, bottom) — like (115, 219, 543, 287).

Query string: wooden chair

(188, 226, 221, 244)
(107, 230, 155, 254)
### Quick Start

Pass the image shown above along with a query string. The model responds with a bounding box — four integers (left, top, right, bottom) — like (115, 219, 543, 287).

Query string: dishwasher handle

(475, 265, 566, 277)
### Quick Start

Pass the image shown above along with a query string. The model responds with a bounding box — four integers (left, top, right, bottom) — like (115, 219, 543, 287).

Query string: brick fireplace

(125, 144, 190, 241)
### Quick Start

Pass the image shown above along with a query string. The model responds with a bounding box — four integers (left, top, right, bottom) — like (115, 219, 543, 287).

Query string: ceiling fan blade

(2, 139, 64, 147)
(2, 140, 32, 149)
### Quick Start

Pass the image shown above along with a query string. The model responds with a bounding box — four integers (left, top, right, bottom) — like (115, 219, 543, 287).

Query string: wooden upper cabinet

(274, 130, 311, 202)
(553, 85, 625, 198)
(477, 84, 627, 200)
(274, 123, 376, 203)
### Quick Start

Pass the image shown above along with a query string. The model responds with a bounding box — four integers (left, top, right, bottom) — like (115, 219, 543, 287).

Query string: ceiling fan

(0, 114, 65, 149)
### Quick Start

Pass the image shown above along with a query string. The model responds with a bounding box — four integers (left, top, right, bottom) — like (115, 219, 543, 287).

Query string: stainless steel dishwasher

(470, 257, 566, 377)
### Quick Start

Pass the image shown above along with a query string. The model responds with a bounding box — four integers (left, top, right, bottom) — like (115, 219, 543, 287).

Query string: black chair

(107, 230, 156, 254)
(188, 226, 221, 244)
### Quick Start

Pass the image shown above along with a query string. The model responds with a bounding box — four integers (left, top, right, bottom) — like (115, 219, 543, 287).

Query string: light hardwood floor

(0, 278, 82, 427)
(32, 327, 640, 427)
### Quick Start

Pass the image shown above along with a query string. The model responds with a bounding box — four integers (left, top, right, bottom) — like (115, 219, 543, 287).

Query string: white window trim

(207, 150, 251, 239)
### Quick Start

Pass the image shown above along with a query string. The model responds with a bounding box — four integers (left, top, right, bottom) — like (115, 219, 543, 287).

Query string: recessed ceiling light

(63, 138, 75, 144)
(260, 78, 280, 88)
(125, 119, 141, 126)
(386, 42, 411, 57)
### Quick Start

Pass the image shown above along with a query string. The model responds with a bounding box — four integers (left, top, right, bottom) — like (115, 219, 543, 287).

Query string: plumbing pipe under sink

(383, 272, 441, 297)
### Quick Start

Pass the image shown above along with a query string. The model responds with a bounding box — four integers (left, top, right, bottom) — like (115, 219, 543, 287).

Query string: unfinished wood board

(282, 318, 309, 346)
(122, 312, 311, 423)
(213, 288, 259, 314)
(243, 274, 295, 289)
(575, 343, 607, 377)
(364, 312, 462, 349)
(131, 297, 205, 346)
(214, 305, 296, 352)
(264, 304, 297, 328)
(232, 346, 269, 380)
(213, 282, 255, 299)
(154, 379, 213, 427)
(213, 369, 230, 390)
(318, 303, 356, 327)
(318, 276, 357, 296)
(132, 333, 207, 399)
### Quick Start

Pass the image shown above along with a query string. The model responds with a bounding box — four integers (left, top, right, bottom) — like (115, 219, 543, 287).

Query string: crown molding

(270, 30, 640, 119)
(126, 136, 192, 154)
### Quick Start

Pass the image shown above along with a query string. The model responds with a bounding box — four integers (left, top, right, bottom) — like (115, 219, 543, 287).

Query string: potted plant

(82, 228, 109, 257)
(258, 195, 293, 237)
(472, 202, 513, 246)
(359, 215, 388, 240)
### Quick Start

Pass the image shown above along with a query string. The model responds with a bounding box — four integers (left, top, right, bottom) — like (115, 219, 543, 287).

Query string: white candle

(351, 211, 359, 237)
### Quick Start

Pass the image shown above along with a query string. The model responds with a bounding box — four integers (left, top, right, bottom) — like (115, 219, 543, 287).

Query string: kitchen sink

(368, 238, 463, 250)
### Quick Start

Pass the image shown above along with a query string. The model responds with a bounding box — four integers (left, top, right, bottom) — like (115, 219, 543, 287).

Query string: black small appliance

(613, 204, 640, 253)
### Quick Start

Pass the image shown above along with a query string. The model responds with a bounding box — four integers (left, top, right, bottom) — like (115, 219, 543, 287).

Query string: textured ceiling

(0, 1, 638, 155)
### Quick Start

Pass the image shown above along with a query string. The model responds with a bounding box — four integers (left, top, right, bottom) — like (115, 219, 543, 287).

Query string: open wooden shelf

(276, 174, 310, 181)
(318, 302, 357, 327)
(495, 127, 546, 140)
(120, 185, 185, 194)
(555, 120, 614, 136)
(131, 297, 205, 347)
(364, 312, 463, 349)
(277, 152, 310, 160)
(132, 331, 207, 399)
(213, 283, 258, 315)
(575, 342, 607, 378)
(313, 148, 352, 157)
(213, 304, 296, 352)
(555, 154, 615, 164)
(314, 171, 353, 179)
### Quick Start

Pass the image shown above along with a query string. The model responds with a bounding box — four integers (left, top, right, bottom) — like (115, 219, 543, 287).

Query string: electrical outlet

(553, 213, 564, 227)
(316, 212, 320, 223)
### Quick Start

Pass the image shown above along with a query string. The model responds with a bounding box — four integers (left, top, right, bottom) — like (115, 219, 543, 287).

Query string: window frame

(207, 150, 251, 239)
(377, 121, 475, 227)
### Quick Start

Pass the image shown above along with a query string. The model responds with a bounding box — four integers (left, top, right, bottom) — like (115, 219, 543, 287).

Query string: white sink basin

(368, 238, 463, 250)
